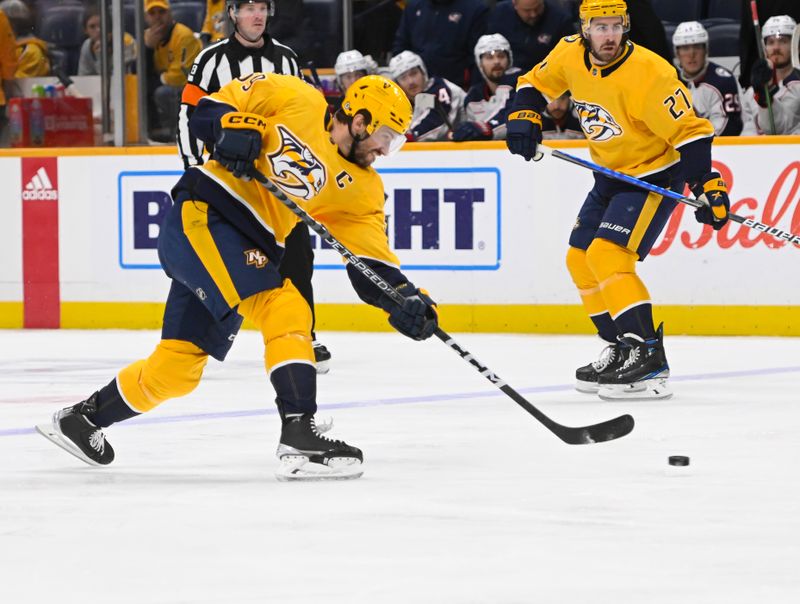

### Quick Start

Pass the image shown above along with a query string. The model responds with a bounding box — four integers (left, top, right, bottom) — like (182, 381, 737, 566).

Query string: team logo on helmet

(267, 126, 326, 200)
(572, 99, 623, 142)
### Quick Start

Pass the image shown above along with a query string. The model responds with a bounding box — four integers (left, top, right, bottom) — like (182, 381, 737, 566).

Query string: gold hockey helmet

(579, 0, 630, 35)
(341, 75, 412, 137)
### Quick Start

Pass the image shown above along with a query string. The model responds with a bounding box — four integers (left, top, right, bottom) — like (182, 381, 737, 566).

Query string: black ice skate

(313, 340, 332, 375)
(597, 324, 672, 401)
(35, 392, 115, 466)
(276, 414, 362, 481)
(575, 342, 626, 393)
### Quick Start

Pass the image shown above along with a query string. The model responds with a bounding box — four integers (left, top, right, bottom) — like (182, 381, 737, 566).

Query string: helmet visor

(368, 124, 407, 157)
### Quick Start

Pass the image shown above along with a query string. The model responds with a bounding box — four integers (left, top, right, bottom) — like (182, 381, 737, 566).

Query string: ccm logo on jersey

(268, 125, 326, 200)
(226, 114, 268, 129)
(573, 99, 623, 142)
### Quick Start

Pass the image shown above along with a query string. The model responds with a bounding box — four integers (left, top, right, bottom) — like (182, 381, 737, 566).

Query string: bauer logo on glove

(690, 171, 730, 230)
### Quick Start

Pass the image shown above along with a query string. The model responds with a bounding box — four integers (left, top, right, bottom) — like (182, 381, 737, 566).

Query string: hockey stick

(751, 0, 777, 134)
(251, 169, 633, 445)
(537, 146, 800, 245)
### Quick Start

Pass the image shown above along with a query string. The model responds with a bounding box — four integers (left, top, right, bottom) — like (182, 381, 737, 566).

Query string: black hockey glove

(505, 109, 542, 161)
(750, 59, 778, 106)
(452, 121, 493, 141)
(691, 172, 730, 231)
(387, 285, 438, 341)
(212, 112, 268, 181)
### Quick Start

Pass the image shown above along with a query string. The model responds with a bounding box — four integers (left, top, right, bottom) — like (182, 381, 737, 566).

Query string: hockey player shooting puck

(668, 455, 690, 466)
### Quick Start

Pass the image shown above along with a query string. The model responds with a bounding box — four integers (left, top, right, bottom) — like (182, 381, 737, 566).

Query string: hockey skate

(597, 324, 672, 401)
(313, 340, 332, 375)
(575, 342, 626, 393)
(275, 413, 362, 481)
(35, 392, 115, 466)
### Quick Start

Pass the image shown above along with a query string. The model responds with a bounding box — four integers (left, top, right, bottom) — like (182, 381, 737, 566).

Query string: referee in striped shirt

(178, 0, 333, 372)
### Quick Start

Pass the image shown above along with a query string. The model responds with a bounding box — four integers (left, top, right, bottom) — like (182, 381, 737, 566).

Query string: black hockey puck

(668, 455, 690, 466)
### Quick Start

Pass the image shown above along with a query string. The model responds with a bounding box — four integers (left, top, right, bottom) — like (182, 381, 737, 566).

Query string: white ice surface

(0, 329, 799, 604)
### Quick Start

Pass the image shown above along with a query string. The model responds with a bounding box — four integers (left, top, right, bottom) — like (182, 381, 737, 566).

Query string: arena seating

(37, 3, 85, 75)
(652, 0, 704, 24)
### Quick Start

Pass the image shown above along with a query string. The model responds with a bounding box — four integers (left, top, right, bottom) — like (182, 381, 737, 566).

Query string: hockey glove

(387, 286, 438, 341)
(212, 112, 268, 180)
(691, 172, 730, 230)
(452, 121, 493, 142)
(750, 59, 778, 107)
(505, 109, 542, 161)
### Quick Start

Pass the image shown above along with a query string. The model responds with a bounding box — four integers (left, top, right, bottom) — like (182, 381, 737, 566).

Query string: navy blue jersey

(409, 76, 466, 141)
(486, 0, 574, 73)
(393, 0, 489, 88)
(463, 71, 518, 137)
(683, 61, 744, 137)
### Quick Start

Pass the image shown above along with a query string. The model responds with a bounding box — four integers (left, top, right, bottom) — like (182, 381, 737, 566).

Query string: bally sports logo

(22, 158, 58, 201)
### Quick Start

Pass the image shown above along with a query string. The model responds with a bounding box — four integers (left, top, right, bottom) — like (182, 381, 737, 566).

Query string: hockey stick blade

(251, 169, 635, 445)
(437, 329, 634, 444)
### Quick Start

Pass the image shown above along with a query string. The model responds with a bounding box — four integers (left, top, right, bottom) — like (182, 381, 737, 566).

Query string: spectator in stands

(144, 0, 201, 142)
(0, 0, 49, 77)
(78, 5, 137, 76)
(453, 33, 518, 141)
(747, 15, 800, 134)
(390, 50, 465, 140)
(392, 0, 488, 89)
(486, 0, 574, 74)
(625, 0, 670, 62)
(354, 0, 404, 66)
(673, 21, 744, 136)
(739, 0, 800, 88)
(541, 92, 583, 139)
(268, 0, 312, 62)
(201, 0, 228, 45)
(0, 8, 17, 147)
(334, 49, 377, 94)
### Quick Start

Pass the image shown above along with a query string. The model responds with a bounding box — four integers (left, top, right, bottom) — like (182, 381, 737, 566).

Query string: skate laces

(309, 416, 342, 444)
(88, 429, 106, 454)
(621, 346, 640, 370)
(592, 345, 617, 371)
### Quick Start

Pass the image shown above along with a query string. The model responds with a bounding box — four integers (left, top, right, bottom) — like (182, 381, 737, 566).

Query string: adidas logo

(22, 166, 58, 201)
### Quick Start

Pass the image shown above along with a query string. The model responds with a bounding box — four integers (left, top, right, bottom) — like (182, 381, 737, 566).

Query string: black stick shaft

(252, 169, 634, 445)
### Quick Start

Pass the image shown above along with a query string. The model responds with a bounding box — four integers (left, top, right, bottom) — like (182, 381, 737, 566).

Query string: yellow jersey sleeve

(635, 68, 714, 148)
(516, 35, 577, 100)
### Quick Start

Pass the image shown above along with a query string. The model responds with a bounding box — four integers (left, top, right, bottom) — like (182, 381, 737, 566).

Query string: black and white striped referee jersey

(178, 34, 301, 168)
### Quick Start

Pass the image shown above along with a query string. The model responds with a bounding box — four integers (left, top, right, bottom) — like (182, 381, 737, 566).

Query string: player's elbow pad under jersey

(677, 136, 713, 184)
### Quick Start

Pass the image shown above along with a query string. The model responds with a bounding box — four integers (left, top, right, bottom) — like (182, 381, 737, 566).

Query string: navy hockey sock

(271, 363, 317, 416)
(90, 379, 140, 428)
(590, 311, 619, 344)
(614, 303, 656, 339)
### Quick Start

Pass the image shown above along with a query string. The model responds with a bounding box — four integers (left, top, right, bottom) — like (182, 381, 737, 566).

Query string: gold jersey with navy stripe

(188, 73, 400, 271)
(517, 36, 714, 176)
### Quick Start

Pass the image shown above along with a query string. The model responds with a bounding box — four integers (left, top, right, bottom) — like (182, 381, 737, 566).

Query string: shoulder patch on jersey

(715, 66, 732, 78)
(268, 125, 327, 200)
(565, 34, 581, 43)
(572, 99, 623, 142)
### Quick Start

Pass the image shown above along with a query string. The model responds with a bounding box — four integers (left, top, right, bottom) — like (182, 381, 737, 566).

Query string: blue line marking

(4, 365, 799, 438)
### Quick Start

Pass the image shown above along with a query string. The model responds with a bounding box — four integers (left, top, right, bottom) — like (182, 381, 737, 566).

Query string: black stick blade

(554, 413, 635, 445)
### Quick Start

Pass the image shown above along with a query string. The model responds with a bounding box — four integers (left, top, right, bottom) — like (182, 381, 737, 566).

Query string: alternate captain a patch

(572, 99, 623, 142)
(268, 125, 327, 200)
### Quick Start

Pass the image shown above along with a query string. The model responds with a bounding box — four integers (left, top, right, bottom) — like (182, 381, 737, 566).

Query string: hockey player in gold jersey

(36, 74, 439, 480)
(506, 0, 731, 400)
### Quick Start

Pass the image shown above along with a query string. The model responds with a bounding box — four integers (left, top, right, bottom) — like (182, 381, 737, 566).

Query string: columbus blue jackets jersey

(409, 76, 466, 141)
(463, 71, 518, 139)
(681, 61, 743, 137)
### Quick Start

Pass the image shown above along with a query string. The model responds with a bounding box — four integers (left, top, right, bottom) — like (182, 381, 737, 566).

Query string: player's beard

(769, 52, 791, 69)
(591, 39, 622, 64)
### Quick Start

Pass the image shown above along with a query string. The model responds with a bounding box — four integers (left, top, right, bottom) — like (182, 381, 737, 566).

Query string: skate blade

(275, 455, 363, 482)
(35, 422, 104, 467)
(575, 379, 600, 394)
(598, 378, 673, 402)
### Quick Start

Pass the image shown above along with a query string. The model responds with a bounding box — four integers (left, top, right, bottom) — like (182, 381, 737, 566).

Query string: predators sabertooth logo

(268, 125, 326, 200)
(572, 99, 623, 142)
